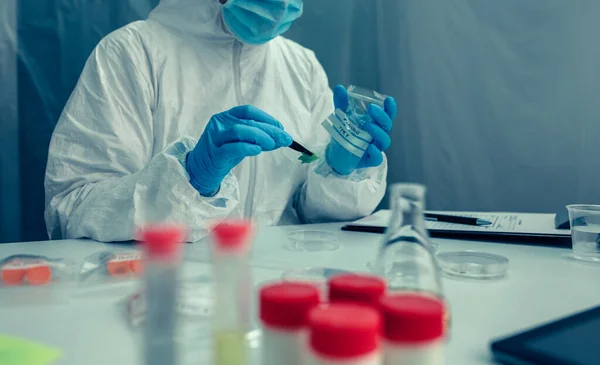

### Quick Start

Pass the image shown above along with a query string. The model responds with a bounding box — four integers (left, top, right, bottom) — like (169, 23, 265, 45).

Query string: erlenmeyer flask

(373, 183, 443, 297)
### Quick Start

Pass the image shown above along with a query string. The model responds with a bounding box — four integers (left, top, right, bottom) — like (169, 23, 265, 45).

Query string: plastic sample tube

(379, 294, 445, 365)
(259, 282, 320, 365)
(306, 303, 382, 365)
(140, 225, 185, 365)
(211, 221, 253, 365)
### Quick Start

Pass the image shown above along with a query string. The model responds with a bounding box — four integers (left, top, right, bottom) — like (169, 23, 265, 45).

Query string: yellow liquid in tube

(214, 330, 247, 365)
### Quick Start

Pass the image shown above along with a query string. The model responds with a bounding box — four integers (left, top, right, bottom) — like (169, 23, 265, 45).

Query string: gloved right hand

(186, 105, 292, 196)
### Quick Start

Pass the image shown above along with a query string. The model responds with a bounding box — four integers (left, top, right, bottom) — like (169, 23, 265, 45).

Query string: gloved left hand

(326, 85, 397, 175)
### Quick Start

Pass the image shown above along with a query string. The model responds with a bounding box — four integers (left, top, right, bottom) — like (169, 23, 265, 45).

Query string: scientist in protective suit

(44, 0, 397, 242)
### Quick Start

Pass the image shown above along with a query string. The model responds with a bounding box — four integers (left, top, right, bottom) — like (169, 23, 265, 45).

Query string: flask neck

(390, 193, 426, 234)
(390, 185, 426, 234)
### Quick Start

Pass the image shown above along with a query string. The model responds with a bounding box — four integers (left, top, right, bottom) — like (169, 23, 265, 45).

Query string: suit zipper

(232, 40, 256, 219)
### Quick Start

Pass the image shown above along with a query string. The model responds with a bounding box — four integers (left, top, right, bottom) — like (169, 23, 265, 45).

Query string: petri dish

(286, 230, 339, 251)
(436, 251, 509, 280)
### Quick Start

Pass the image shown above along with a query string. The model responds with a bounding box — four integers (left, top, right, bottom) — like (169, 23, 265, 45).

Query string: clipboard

(342, 210, 572, 246)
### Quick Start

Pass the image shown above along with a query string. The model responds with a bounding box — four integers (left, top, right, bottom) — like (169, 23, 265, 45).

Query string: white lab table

(1, 222, 600, 365)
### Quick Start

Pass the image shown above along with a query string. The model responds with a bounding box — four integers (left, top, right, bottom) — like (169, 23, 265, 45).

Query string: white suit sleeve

(294, 56, 387, 223)
(44, 30, 239, 242)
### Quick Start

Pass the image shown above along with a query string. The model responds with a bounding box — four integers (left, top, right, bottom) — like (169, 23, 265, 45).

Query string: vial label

(109, 252, 145, 263)
(321, 109, 372, 158)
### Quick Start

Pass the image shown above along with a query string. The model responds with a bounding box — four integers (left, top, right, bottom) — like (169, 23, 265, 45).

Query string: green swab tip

(298, 153, 319, 164)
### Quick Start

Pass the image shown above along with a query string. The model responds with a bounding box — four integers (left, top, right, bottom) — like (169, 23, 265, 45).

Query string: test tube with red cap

(211, 220, 253, 365)
(140, 225, 185, 365)
(379, 294, 445, 365)
(306, 303, 382, 365)
(259, 282, 320, 365)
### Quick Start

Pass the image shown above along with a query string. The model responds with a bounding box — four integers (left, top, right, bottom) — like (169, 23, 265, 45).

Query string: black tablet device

(491, 305, 600, 365)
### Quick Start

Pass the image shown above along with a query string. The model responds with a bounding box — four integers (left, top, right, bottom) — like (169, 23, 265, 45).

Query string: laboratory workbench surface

(1, 222, 599, 365)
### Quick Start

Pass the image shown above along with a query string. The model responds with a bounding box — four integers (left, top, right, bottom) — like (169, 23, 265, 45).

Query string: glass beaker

(566, 204, 600, 263)
(372, 183, 443, 297)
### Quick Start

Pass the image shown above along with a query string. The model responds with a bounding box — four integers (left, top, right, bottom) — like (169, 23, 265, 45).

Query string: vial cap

(1, 268, 26, 286)
(27, 265, 52, 285)
(139, 225, 185, 259)
(260, 282, 320, 329)
(1, 259, 52, 286)
(328, 274, 386, 306)
(308, 303, 381, 359)
(211, 220, 252, 252)
(379, 294, 445, 343)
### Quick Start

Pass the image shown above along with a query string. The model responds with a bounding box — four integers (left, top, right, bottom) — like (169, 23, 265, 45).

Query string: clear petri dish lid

(286, 230, 339, 252)
(436, 251, 509, 280)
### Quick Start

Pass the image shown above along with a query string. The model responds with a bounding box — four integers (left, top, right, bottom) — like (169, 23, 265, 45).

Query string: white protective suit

(44, 0, 387, 242)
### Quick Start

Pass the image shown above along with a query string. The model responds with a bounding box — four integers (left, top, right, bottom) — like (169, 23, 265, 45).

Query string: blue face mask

(222, 0, 303, 45)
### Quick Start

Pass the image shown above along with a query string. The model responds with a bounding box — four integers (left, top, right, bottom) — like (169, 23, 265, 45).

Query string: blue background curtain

(2, 0, 600, 243)
(287, 0, 600, 214)
(0, 0, 159, 242)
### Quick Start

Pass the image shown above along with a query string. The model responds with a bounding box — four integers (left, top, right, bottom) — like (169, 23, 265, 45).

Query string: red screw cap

(308, 303, 381, 359)
(379, 294, 445, 343)
(260, 282, 320, 330)
(328, 273, 386, 307)
(139, 225, 185, 259)
(211, 220, 253, 252)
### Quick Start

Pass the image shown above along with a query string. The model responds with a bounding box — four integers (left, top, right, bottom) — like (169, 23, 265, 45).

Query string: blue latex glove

(326, 85, 397, 175)
(186, 105, 292, 196)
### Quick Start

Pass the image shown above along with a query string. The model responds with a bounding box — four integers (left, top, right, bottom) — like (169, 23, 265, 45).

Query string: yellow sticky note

(0, 335, 62, 365)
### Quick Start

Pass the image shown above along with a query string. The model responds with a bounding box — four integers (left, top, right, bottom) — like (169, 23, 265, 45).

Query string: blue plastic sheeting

(0, 0, 158, 242)
(287, 0, 600, 213)
(0, 0, 19, 243)
(3, 0, 600, 242)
